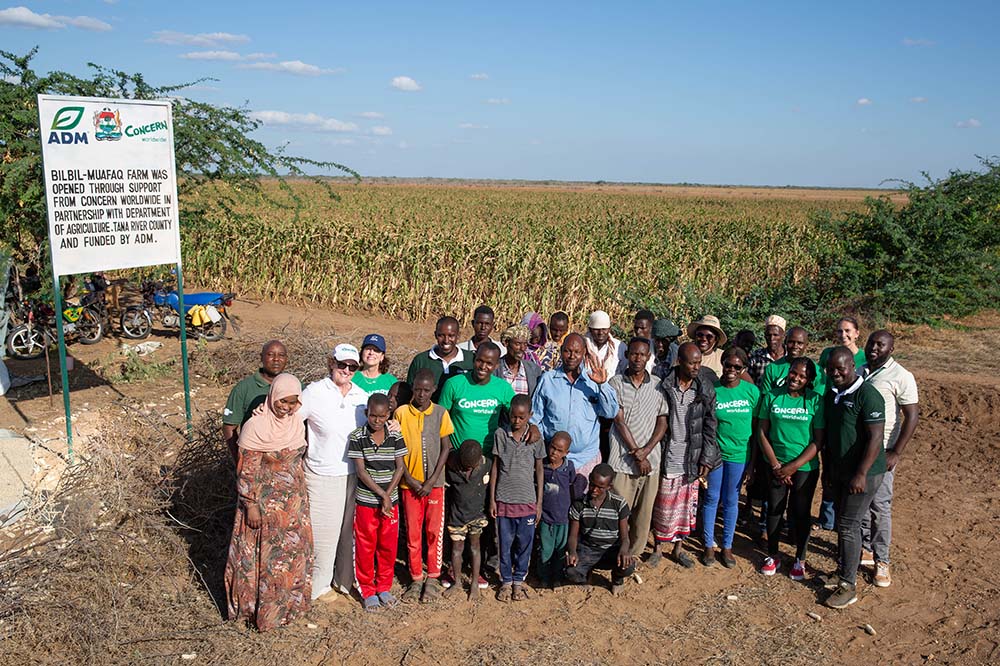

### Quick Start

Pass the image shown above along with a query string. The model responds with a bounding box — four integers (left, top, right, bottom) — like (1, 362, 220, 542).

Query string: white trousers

(305, 470, 355, 599)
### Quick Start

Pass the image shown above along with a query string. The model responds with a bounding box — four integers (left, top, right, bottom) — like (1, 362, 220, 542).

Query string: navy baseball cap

(361, 333, 387, 353)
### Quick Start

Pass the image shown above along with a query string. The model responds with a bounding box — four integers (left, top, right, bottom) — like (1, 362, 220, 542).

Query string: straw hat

(686, 315, 728, 347)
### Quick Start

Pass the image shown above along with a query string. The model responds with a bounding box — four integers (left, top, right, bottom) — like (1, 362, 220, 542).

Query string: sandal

(363, 595, 381, 612)
(377, 591, 399, 608)
(511, 584, 530, 601)
(421, 577, 444, 603)
(496, 584, 512, 603)
(673, 550, 695, 569)
(402, 581, 423, 603)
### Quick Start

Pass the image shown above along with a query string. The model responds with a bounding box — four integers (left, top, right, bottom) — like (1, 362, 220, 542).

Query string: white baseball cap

(587, 310, 612, 329)
(331, 343, 360, 363)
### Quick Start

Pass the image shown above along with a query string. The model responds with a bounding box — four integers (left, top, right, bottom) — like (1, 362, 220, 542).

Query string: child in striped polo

(348, 393, 407, 612)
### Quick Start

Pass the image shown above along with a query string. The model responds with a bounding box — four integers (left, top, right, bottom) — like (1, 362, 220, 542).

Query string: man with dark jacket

(648, 342, 720, 568)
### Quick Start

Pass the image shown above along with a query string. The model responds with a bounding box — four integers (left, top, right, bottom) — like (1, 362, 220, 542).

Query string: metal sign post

(37, 94, 192, 457)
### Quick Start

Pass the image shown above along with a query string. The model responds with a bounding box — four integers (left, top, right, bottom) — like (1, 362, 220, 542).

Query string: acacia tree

(0, 48, 357, 286)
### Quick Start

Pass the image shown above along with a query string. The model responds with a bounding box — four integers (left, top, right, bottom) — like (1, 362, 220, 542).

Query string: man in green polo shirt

(820, 346, 886, 610)
(222, 339, 288, 461)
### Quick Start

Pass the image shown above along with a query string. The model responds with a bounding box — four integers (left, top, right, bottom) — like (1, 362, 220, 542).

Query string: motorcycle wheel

(6, 324, 47, 360)
(77, 308, 104, 345)
(120, 308, 152, 340)
(192, 315, 227, 342)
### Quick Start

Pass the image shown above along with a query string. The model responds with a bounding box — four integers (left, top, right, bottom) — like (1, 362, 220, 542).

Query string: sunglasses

(723, 363, 745, 371)
(336, 360, 360, 371)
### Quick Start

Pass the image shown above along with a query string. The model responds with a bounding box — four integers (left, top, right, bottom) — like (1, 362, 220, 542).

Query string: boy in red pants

(397, 369, 454, 603)
(349, 393, 407, 612)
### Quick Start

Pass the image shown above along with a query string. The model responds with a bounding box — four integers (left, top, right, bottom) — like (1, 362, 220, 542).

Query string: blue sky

(3, 1, 997, 187)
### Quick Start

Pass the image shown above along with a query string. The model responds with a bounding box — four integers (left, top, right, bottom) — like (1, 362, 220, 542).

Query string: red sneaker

(789, 560, 806, 581)
(760, 557, 778, 576)
(477, 574, 489, 589)
(439, 573, 455, 589)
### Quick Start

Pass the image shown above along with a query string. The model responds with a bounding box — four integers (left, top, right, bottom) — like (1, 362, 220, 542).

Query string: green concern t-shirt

(352, 371, 397, 396)
(713, 380, 760, 463)
(437, 373, 515, 457)
(759, 356, 827, 398)
(759, 387, 825, 471)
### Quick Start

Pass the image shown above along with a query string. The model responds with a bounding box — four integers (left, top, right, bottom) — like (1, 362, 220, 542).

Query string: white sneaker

(874, 562, 892, 587)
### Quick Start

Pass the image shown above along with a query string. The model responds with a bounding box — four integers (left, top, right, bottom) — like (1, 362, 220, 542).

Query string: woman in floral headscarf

(520, 312, 559, 371)
(225, 373, 314, 632)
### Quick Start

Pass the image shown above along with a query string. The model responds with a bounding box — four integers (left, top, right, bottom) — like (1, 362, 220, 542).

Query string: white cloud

(371, 126, 393, 136)
(62, 16, 112, 31)
(250, 110, 358, 132)
(459, 122, 488, 129)
(103, 0, 119, 4)
(180, 50, 276, 62)
(398, 141, 409, 149)
(469, 73, 489, 80)
(240, 60, 344, 76)
(856, 98, 872, 106)
(0, 7, 65, 29)
(148, 30, 250, 47)
(902, 37, 935, 47)
(2, 73, 20, 84)
(358, 111, 384, 119)
(485, 97, 510, 105)
(180, 50, 243, 61)
(0, 7, 111, 31)
(391, 76, 422, 92)
(909, 96, 928, 103)
(956, 118, 982, 129)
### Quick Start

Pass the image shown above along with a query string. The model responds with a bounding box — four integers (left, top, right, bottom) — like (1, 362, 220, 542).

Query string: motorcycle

(5, 295, 104, 360)
(119, 280, 235, 342)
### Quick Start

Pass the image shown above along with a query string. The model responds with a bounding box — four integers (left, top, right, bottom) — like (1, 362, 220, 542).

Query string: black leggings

(766, 468, 819, 560)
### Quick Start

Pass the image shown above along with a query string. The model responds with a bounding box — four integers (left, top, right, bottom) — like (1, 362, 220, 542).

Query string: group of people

(221, 307, 919, 631)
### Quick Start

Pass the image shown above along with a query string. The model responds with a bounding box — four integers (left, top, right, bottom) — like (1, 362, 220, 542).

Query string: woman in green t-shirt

(818, 316, 866, 371)
(757, 357, 824, 580)
(703, 347, 759, 568)
(352, 333, 398, 395)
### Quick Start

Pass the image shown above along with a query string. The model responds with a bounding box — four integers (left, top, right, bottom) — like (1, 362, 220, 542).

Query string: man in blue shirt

(531, 333, 619, 483)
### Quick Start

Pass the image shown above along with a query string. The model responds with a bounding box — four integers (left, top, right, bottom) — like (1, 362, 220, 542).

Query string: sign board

(37, 95, 182, 277)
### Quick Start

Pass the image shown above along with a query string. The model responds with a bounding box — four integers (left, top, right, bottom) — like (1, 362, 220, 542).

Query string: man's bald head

(560, 332, 587, 373)
(677, 341, 702, 381)
(864, 329, 895, 369)
(826, 345, 857, 389)
(260, 339, 288, 378)
(678, 341, 702, 363)
(785, 326, 809, 358)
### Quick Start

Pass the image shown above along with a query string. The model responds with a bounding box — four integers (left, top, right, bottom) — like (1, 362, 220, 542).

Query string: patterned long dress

(225, 446, 314, 632)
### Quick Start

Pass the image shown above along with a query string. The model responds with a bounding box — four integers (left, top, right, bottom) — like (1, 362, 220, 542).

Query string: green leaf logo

(51, 106, 85, 130)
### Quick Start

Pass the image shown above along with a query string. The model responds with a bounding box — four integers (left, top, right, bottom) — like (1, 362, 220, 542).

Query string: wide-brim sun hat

(687, 315, 728, 347)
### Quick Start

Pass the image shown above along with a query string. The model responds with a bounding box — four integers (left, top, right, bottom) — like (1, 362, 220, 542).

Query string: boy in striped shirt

(349, 393, 407, 612)
(565, 464, 635, 595)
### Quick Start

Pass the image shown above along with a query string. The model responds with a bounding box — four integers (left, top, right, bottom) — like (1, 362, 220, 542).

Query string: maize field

(181, 182, 866, 327)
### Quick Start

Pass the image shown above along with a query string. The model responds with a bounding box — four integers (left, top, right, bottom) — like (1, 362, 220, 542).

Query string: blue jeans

(498, 514, 536, 584)
(702, 461, 746, 549)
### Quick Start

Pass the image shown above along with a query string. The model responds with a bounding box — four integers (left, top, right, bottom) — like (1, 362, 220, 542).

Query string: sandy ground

(2, 301, 998, 665)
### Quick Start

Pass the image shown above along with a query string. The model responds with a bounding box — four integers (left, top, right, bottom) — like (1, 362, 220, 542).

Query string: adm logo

(47, 105, 89, 145)
(93, 107, 123, 141)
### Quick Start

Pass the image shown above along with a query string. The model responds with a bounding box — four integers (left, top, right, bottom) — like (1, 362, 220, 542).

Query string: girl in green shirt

(757, 357, 824, 580)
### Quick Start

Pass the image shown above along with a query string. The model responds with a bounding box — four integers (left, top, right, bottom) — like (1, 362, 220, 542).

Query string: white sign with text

(38, 95, 182, 277)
